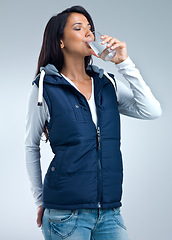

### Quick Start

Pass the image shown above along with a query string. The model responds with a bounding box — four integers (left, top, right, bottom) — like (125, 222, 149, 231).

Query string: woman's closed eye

(74, 27, 92, 31)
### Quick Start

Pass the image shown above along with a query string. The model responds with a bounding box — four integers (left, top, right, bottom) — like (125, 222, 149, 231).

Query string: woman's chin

(85, 48, 94, 56)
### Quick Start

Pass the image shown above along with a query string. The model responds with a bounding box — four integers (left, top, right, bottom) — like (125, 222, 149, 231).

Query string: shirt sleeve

(24, 83, 50, 208)
(115, 56, 162, 119)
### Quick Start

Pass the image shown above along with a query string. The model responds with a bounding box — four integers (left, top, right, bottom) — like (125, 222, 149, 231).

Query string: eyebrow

(72, 22, 91, 27)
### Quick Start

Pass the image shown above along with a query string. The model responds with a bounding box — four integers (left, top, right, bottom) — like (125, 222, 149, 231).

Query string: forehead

(66, 12, 89, 25)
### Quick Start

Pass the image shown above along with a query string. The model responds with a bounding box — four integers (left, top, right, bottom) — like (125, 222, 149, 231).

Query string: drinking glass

(88, 31, 116, 61)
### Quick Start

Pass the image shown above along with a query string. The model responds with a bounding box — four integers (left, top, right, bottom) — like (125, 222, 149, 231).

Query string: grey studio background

(0, 0, 171, 239)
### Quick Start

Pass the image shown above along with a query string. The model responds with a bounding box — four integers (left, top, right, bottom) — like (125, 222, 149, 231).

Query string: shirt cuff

(35, 199, 43, 208)
(115, 56, 134, 69)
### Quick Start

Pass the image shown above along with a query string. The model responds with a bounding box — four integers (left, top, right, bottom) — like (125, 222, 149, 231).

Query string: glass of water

(88, 31, 116, 61)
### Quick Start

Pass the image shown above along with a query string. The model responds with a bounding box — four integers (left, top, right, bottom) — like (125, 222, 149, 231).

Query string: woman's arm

(25, 84, 49, 208)
(115, 57, 162, 119)
(99, 34, 161, 119)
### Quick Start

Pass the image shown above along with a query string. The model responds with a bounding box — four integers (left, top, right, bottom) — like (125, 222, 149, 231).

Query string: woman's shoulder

(87, 64, 110, 78)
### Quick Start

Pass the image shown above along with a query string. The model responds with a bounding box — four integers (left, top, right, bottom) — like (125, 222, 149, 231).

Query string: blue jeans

(41, 207, 130, 240)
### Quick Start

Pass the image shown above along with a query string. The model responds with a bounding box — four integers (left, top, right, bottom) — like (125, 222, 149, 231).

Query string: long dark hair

(37, 6, 95, 142)
(35, 5, 95, 77)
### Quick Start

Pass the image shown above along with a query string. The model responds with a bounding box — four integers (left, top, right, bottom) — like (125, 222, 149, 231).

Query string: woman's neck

(60, 55, 90, 82)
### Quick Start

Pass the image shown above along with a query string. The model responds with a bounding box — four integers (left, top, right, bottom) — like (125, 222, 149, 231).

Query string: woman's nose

(85, 28, 93, 38)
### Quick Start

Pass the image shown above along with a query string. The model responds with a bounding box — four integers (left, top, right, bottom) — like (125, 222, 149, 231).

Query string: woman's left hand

(100, 35, 128, 64)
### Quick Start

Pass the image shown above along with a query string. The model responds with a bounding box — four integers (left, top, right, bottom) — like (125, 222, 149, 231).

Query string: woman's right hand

(37, 205, 44, 228)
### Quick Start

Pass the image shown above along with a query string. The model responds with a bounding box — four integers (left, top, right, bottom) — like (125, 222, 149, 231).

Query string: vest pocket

(73, 103, 86, 123)
(47, 150, 65, 188)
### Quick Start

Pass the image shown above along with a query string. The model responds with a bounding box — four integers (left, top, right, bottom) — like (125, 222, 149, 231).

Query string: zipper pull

(98, 202, 101, 208)
(97, 127, 100, 150)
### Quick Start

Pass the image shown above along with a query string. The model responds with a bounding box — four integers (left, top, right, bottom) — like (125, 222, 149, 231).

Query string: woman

(25, 5, 162, 240)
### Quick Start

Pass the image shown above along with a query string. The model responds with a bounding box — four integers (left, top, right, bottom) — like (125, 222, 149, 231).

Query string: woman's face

(61, 13, 94, 57)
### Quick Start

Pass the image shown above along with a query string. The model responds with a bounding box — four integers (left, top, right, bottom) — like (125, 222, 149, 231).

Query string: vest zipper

(97, 126, 100, 150)
(60, 79, 108, 209)
(97, 126, 102, 208)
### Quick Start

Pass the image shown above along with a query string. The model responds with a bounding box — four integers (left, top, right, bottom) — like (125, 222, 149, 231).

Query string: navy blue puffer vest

(33, 66, 123, 210)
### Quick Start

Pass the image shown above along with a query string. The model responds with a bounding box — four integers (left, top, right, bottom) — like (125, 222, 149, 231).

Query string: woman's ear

(60, 40, 64, 49)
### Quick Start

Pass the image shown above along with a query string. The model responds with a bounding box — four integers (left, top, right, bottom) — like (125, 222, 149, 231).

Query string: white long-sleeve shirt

(25, 57, 162, 208)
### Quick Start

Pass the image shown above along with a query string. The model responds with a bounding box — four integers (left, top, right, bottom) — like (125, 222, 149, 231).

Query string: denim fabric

(41, 207, 130, 240)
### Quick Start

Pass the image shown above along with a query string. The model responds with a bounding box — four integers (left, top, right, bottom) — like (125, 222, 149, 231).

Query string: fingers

(110, 41, 127, 50)
(37, 213, 42, 228)
(100, 34, 128, 64)
(100, 35, 124, 49)
(37, 205, 44, 228)
(101, 35, 120, 45)
(37, 216, 41, 228)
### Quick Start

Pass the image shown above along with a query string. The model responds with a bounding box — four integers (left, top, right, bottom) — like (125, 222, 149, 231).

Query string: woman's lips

(85, 42, 92, 48)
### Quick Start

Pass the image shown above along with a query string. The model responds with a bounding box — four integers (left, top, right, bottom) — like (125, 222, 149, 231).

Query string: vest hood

(34, 63, 117, 106)
(39, 63, 105, 78)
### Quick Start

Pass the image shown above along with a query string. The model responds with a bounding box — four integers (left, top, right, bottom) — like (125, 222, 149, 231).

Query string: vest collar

(34, 64, 116, 106)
